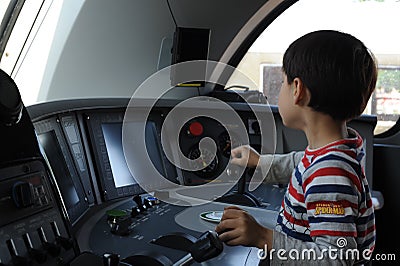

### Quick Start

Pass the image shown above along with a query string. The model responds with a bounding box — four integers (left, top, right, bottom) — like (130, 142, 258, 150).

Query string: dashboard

(0, 97, 377, 265)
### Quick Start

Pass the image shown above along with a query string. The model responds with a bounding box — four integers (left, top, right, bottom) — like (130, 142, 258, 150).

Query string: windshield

(228, 0, 400, 135)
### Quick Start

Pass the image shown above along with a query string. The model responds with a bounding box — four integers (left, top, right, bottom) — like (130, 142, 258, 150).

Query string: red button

(189, 121, 203, 136)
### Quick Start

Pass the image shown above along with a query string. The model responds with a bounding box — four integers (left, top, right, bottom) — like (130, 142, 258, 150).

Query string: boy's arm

(258, 151, 304, 184)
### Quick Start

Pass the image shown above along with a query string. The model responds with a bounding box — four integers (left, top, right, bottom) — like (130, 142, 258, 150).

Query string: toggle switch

(23, 233, 47, 263)
(37, 227, 61, 257)
(144, 196, 159, 208)
(6, 239, 31, 266)
(51, 221, 73, 250)
(103, 253, 120, 266)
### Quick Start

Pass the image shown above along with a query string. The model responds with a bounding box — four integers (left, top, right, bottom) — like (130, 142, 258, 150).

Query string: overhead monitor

(170, 27, 210, 87)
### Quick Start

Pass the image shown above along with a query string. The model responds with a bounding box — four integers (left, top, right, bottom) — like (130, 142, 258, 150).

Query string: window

(228, 0, 400, 135)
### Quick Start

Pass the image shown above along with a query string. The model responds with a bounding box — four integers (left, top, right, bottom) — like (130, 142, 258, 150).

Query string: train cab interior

(0, 0, 399, 265)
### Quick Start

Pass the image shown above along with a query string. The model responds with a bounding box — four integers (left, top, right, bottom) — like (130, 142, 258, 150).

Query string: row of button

(0, 221, 73, 266)
(106, 195, 160, 236)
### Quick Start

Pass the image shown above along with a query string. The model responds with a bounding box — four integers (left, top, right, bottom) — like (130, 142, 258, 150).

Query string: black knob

(109, 216, 132, 236)
(130, 207, 140, 218)
(143, 199, 152, 208)
(37, 227, 61, 257)
(6, 239, 31, 266)
(133, 195, 146, 212)
(106, 209, 132, 236)
(103, 253, 120, 266)
(23, 233, 47, 263)
(51, 221, 73, 250)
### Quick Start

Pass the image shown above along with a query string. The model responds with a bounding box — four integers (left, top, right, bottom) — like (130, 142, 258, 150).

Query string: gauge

(187, 145, 219, 177)
(218, 131, 242, 158)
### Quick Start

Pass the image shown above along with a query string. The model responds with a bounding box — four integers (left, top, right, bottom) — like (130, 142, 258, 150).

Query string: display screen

(101, 122, 165, 188)
(38, 131, 80, 209)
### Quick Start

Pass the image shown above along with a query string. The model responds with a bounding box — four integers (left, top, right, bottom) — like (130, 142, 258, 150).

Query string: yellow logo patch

(315, 203, 345, 215)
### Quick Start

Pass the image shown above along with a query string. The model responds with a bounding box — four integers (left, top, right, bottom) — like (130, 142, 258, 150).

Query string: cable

(166, 0, 178, 28)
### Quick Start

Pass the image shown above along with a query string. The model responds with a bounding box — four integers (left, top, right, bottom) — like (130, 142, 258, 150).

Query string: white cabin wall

(39, 0, 268, 102)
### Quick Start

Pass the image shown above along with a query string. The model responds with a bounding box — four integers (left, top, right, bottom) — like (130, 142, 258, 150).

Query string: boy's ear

(292, 78, 309, 105)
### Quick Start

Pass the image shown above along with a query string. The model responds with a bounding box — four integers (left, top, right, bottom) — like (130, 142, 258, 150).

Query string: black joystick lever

(151, 231, 223, 264)
(216, 166, 261, 207)
(188, 231, 223, 263)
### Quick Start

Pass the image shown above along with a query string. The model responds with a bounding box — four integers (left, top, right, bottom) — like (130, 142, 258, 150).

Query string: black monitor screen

(101, 122, 165, 189)
(38, 131, 80, 209)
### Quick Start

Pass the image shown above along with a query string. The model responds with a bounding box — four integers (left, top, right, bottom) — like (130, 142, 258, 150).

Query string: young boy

(215, 30, 377, 265)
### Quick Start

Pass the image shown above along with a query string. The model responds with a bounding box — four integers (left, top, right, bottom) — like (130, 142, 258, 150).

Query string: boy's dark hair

(282, 30, 377, 121)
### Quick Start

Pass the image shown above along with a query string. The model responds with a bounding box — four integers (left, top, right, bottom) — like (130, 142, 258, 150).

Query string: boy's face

(278, 73, 300, 129)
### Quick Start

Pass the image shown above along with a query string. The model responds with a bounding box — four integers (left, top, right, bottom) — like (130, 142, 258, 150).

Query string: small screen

(38, 131, 80, 209)
(101, 122, 165, 189)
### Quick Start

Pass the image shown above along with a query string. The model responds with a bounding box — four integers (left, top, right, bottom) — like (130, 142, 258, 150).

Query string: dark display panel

(35, 117, 89, 225)
(86, 111, 175, 201)
(38, 131, 80, 209)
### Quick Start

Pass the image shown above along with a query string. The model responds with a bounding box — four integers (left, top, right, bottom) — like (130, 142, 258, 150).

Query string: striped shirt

(276, 128, 376, 257)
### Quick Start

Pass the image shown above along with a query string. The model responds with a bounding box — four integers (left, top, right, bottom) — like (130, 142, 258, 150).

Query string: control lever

(150, 232, 197, 252)
(151, 231, 223, 265)
(189, 231, 223, 262)
(216, 166, 261, 207)
(122, 251, 173, 266)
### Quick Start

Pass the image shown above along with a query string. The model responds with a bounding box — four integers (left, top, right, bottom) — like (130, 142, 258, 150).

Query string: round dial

(218, 131, 241, 158)
(187, 146, 219, 177)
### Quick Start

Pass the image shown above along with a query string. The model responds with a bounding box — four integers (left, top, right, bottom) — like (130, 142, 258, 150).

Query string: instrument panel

(23, 99, 284, 264)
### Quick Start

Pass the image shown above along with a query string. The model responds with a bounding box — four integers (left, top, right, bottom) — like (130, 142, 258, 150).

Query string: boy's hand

(215, 206, 272, 249)
(231, 145, 260, 168)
